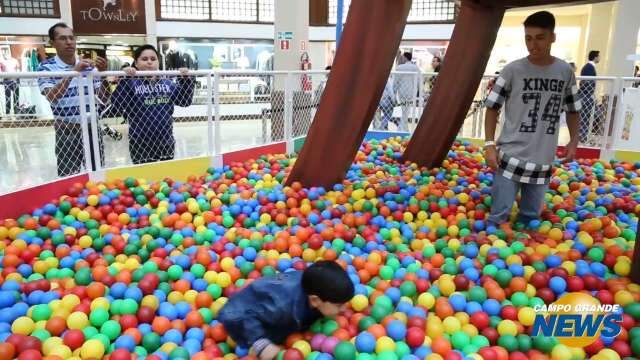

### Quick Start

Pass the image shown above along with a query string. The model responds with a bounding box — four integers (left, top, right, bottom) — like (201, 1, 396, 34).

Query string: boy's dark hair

(588, 50, 600, 61)
(302, 261, 354, 303)
(433, 56, 442, 64)
(325, 65, 332, 70)
(133, 44, 159, 63)
(524, 11, 555, 32)
(403, 52, 413, 62)
(48, 22, 71, 41)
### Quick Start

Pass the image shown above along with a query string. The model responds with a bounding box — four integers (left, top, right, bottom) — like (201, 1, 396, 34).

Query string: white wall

(156, 21, 274, 39)
(0, 18, 61, 36)
(157, 23, 454, 42)
(309, 24, 454, 41)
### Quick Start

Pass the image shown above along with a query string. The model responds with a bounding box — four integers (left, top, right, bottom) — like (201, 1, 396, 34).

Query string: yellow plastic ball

(517, 307, 536, 326)
(614, 261, 630, 276)
(43, 337, 64, 355)
(497, 319, 518, 336)
(597, 349, 622, 360)
(442, 316, 461, 334)
(217, 272, 232, 288)
(50, 345, 73, 359)
(375, 336, 396, 353)
(91, 297, 110, 311)
(292, 340, 312, 357)
(351, 294, 369, 312)
(11, 316, 35, 335)
(418, 293, 435, 309)
(80, 339, 105, 359)
(614, 290, 634, 306)
(67, 311, 89, 330)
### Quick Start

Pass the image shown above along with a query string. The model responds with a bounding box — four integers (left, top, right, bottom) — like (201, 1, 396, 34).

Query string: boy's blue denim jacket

(217, 270, 321, 349)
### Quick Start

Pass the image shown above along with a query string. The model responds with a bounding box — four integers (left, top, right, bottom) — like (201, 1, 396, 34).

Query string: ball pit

(0, 137, 639, 360)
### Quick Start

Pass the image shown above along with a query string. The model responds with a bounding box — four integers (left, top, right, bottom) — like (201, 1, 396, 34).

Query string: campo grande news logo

(531, 292, 623, 347)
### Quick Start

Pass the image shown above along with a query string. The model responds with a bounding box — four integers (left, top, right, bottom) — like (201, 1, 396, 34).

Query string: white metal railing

(0, 69, 638, 196)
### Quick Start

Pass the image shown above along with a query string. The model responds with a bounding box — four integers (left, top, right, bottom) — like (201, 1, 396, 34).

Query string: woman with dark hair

(111, 44, 195, 164)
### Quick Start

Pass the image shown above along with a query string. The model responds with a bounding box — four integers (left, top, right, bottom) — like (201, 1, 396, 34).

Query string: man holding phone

(38, 22, 110, 177)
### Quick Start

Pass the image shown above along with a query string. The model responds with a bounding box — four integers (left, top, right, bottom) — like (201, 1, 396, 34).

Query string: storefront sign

(71, 0, 146, 34)
(280, 40, 290, 50)
(300, 41, 306, 51)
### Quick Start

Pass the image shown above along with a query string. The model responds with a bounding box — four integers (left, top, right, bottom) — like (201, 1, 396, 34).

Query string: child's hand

(178, 67, 190, 76)
(259, 344, 282, 360)
(122, 67, 137, 77)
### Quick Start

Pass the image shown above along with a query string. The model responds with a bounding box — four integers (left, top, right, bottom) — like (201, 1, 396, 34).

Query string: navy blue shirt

(112, 76, 195, 141)
(217, 271, 321, 348)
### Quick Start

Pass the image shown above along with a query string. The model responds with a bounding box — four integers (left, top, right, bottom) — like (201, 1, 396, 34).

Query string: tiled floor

(0, 120, 268, 195)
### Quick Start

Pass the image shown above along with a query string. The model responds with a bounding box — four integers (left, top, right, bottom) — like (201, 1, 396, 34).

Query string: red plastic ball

(110, 349, 133, 360)
(500, 305, 518, 321)
(17, 349, 42, 360)
(610, 340, 631, 357)
(470, 312, 490, 330)
(478, 348, 497, 360)
(566, 276, 584, 292)
(444, 352, 462, 360)
(63, 329, 85, 350)
(481, 327, 499, 345)
(406, 327, 425, 348)
(584, 338, 605, 355)
(282, 349, 304, 360)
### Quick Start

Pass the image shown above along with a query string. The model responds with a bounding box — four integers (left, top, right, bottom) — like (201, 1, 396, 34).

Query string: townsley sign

(71, 0, 146, 34)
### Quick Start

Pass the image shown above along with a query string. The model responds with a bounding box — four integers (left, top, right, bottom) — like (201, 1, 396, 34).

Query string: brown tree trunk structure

(632, 226, 640, 284)
(401, 1, 505, 167)
(286, 0, 412, 188)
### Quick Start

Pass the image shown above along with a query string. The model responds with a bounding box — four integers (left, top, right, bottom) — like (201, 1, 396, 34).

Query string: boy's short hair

(403, 52, 413, 62)
(48, 22, 71, 41)
(302, 261, 354, 303)
(524, 11, 555, 32)
(588, 50, 600, 61)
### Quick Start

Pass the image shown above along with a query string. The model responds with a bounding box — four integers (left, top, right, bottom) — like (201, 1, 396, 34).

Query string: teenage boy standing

(483, 11, 582, 228)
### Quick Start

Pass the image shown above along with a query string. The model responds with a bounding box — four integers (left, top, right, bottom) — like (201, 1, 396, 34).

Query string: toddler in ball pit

(218, 260, 355, 360)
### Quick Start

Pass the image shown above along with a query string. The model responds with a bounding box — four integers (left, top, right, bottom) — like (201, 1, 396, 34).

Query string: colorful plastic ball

(11, 316, 35, 335)
(376, 336, 396, 353)
(355, 332, 376, 353)
(351, 295, 369, 312)
(81, 339, 105, 359)
(386, 321, 407, 341)
(320, 336, 340, 354)
(497, 320, 517, 336)
(334, 341, 357, 360)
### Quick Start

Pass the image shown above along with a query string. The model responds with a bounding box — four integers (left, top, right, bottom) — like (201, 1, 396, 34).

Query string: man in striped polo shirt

(38, 22, 110, 177)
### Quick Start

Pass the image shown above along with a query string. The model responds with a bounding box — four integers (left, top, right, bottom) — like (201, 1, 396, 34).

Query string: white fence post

(206, 72, 214, 157)
(214, 71, 222, 156)
(285, 72, 294, 153)
(600, 78, 619, 157)
(77, 73, 93, 173)
(418, 73, 425, 125)
(86, 72, 102, 171)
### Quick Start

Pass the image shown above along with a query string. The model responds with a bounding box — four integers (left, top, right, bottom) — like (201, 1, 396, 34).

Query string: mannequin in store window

(1, 49, 20, 115)
(111, 45, 195, 165)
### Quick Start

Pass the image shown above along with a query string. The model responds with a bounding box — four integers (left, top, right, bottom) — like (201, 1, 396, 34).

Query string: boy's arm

(564, 112, 579, 161)
(484, 108, 500, 171)
(563, 72, 583, 161)
(220, 312, 281, 359)
(483, 71, 510, 171)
